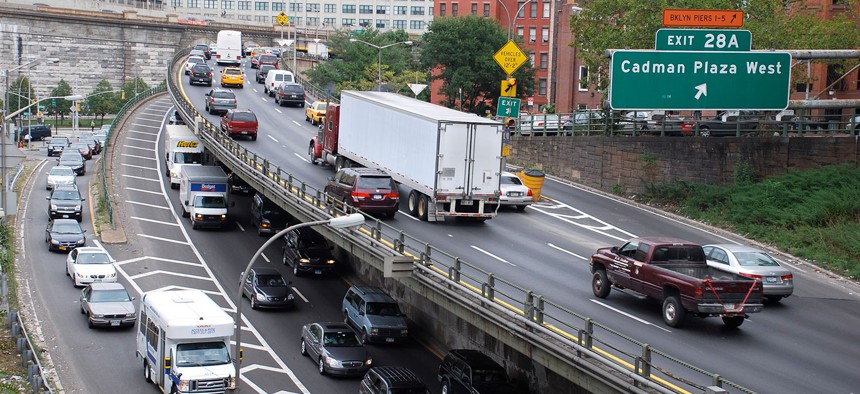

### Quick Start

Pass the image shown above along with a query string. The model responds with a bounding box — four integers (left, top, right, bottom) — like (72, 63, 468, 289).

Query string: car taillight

(352, 192, 370, 200)
(387, 193, 399, 199)
(781, 274, 793, 281)
(233, 99, 237, 105)
(739, 272, 763, 280)
(527, 189, 533, 196)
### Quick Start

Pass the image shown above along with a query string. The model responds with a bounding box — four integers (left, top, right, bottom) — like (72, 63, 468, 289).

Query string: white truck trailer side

(136, 289, 236, 394)
(337, 91, 503, 222)
(164, 124, 204, 189)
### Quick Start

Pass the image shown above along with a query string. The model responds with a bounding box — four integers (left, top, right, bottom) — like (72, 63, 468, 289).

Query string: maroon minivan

(220, 109, 258, 141)
(324, 168, 399, 218)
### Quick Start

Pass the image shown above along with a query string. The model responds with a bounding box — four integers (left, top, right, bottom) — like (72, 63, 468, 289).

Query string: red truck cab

(309, 103, 340, 165)
(590, 237, 764, 328)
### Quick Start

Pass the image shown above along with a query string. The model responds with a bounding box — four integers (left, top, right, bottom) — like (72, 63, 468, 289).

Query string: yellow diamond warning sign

(493, 40, 528, 75)
(276, 12, 291, 26)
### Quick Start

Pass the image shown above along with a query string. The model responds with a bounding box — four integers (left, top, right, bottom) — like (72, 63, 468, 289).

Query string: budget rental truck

(136, 289, 236, 393)
(179, 165, 231, 229)
(309, 91, 503, 222)
(164, 124, 204, 189)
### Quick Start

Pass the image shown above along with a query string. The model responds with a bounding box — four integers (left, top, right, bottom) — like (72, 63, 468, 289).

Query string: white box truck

(164, 124, 204, 189)
(136, 290, 236, 394)
(308, 42, 329, 59)
(309, 91, 503, 222)
(215, 30, 242, 66)
(179, 166, 231, 229)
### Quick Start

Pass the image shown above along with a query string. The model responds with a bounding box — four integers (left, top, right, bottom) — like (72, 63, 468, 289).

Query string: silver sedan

(46, 166, 76, 190)
(703, 244, 794, 302)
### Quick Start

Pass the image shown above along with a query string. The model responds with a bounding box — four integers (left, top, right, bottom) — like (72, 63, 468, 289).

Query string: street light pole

(233, 214, 364, 391)
(349, 39, 413, 91)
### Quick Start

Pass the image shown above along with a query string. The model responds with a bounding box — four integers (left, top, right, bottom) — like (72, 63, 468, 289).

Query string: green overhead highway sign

(609, 50, 791, 110)
(497, 97, 521, 117)
(655, 29, 751, 51)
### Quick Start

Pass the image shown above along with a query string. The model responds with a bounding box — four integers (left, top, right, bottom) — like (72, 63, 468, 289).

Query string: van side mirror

(45, 196, 50, 200)
(184, 200, 189, 206)
(610, 246, 619, 253)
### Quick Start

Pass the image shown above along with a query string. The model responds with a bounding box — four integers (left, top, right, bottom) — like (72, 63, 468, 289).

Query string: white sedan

(184, 56, 206, 75)
(702, 244, 794, 303)
(46, 166, 76, 190)
(499, 172, 533, 211)
(66, 247, 118, 287)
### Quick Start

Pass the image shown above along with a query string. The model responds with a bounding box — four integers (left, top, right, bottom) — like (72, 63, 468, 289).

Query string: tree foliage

(85, 79, 117, 120)
(571, 0, 860, 91)
(304, 28, 423, 98)
(120, 76, 150, 106)
(420, 15, 535, 113)
(6, 76, 35, 119)
(47, 79, 73, 121)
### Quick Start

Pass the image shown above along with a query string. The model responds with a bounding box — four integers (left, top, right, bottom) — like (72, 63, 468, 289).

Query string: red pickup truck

(590, 237, 764, 328)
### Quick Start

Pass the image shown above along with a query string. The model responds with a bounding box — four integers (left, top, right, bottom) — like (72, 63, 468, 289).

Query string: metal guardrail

(5, 310, 51, 393)
(167, 48, 756, 394)
(99, 83, 167, 228)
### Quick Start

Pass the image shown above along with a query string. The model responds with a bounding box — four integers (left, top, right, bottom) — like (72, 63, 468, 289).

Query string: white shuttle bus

(136, 290, 236, 394)
(216, 30, 242, 66)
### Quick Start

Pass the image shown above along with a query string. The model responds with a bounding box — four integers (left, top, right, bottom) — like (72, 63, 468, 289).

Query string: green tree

(120, 76, 150, 106)
(86, 79, 118, 122)
(570, 0, 860, 92)
(304, 28, 422, 98)
(6, 76, 35, 119)
(46, 79, 73, 122)
(420, 15, 535, 113)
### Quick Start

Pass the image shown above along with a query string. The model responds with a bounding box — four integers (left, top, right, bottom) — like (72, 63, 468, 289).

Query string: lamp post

(233, 213, 365, 390)
(349, 38, 413, 91)
(2, 57, 59, 217)
(496, 0, 533, 41)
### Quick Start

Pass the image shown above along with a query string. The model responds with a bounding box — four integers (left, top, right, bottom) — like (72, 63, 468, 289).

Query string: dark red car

(220, 109, 258, 141)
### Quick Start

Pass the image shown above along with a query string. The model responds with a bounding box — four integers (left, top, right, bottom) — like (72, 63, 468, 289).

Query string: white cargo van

(136, 290, 236, 394)
(264, 70, 295, 96)
(216, 30, 242, 66)
(163, 124, 204, 189)
(179, 166, 231, 229)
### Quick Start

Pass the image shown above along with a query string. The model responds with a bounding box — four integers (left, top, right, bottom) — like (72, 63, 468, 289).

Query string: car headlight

(220, 214, 227, 221)
(76, 239, 85, 245)
(195, 214, 203, 220)
(76, 272, 85, 278)
(255, 293, 266, 301)
(324, 356, 341, 368)
(107, 272, 116, 278)
(92, 313, 104, 318)
(126, 313, 135, 318)
(170, 171, 178, 178)
(287, 294, 294, 300)
(50, 239, 59, 245)
(74, 205, 81, 210)
(371, 328, 379, 335)
(51, 204, 58, 210)
(179, 381, 189, 391)
(366, 358, 373, 366)
(299, 258, 310, 265)
(400, 329, 409, 336)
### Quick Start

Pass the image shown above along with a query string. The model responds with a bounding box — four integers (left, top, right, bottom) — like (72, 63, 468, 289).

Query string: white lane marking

(114, 255, 207, 268)
(129, 123, 161, 129)
(547, 243, 588, 260)
(128, 133, 157, 139)
(267, 135, 279, 143)
(127, 200, 171, 209)
(131, 216, 181, 226)
(236, 222, 246, 232)
(401, 212, 420, 222)
(590, 299, 672, 333)
(529, 201, 635, 243)
(121, 153, 157, 161)
(252, 88, 259, 93)
(122, 163, 158, 171)
(470, 245, 516, 266)
(137, 233, 191, 244)
(261, 97, 268, 103)
(275, 108, 282, 114)
(292, 120, 301, 127)
(261, 253, 270, 263)
(448, 234, 453, 237)
(130, 270, 213, 281)
(126, 145, 156, 152)
(122, 174, 160, 183)
(293, 153, 309, 163)
(292, 287, 310, 303)
(127, 187, 163, 195)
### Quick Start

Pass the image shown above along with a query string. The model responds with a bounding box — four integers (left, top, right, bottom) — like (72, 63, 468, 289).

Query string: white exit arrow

(694, 83, 707, 100)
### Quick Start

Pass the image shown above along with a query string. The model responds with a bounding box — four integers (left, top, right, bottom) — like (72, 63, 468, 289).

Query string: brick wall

(509, 136, 860, 193)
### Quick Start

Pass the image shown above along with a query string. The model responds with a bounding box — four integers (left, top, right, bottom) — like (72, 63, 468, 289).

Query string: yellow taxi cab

(220, 67, 245, 88)
(250, 47, 272, 58)
(305, 101, 327, 126)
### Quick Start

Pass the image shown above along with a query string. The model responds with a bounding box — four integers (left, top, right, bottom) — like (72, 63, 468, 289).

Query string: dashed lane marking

(121, 153, 157, 161)
(122, 163, 158, 171)
(130, 216, 181, 226)
(127, 200, 170, 209)
(137, 233, 190, 244)
(127, 187, 163, 195)
(470, 245, 516, 266)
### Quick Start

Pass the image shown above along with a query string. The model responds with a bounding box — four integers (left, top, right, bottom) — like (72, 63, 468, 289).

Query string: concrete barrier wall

(509, 136, 860, 194)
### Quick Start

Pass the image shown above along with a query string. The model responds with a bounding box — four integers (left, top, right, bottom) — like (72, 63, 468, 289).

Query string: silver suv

(342, 286, 408, 344)
(204, 88, 237, 115)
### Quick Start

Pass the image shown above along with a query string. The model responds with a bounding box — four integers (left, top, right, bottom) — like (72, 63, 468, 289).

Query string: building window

(203, 0, 216, 8)
(306, 16, 319, 25)
(517, 27, 524, 39)
(439, 3, 445, 15)
(393, 20, 406, 29)
(272, 2, 283, 10)
(254, 2, 267, 11)
(428, 6, 433, 14)
(539, 79, 547, 95)
(539, 52, 547, 69)
(376, 20, 387, 28)
(517, 1, 524, 17)
(411, 6, 424, 14)
(238, 14, 252, 20)
(255, 15, 268, 22)
(578, 66, 589, 91)
(529, 27, 536, 43)
(307, 3, 319, 12)
(323, 17, 336, 25)
(483, 3, 490, 16)
(221, 0, 232, 8)
(376, 5, 387, 14)
(359, 5, 372, 13)
(187, 0, 200, 7)
(394, 5, 407, 14)
(530, 2, 537, 17)
(237, 1, 250, 10)
(172, 0, 181, 8)
(410, 20, 425, 29)
(324, 3, 335, 12)
(342, 4, 355, 13)
(543, 2, 549, 17)
(827, 65, 845, 91)
(471, 3, 477, 14)
(357, 19, 370, 27)
(542, 27, 549, 43)
(452, 3, 458, 15)
(529, 53, 535, 66)
(577, 104, 587, 110)
(342, 18, 355, 26)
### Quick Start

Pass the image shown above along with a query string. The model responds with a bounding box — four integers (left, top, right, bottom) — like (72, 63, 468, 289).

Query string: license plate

(724, 303, 737, 311)
(461, 200, 474, 206)
(290, 95, 297, 98)
(241, 131, 248, 134)
(58, 246, 66, 251)
(765, 276, 778, 283)
(110, 320, 120, 326)
(509, 192, 522, 197)
(62, 214, 69, 218)
(373, 195, 382, 200)
(314, 269, 322, 275)
(386, 338, 394, 343)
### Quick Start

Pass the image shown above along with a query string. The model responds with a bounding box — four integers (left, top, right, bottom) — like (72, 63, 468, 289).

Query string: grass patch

(640, 164, 860, 279)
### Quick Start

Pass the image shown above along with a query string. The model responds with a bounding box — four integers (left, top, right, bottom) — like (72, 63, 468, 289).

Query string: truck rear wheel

(143, 360, 153, 383)
(407, 191, 419, 216)
(417, 195, 429, 221)
(722, 316, 744, 328)
(662, 296, 685, 327)
(308, 144, 316, 164)
(592, 270, 611, 298)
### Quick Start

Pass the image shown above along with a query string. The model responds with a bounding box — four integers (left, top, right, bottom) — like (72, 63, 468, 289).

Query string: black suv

(251, 193, 292, 236)
(189, 63, 213, 86)
(256, 64, 275, 83)
(274, 82, 305, 107)
(282, 227, 336, 276)
(58, 151, 85, 175)
(324, 168, 399, 218)
(20, 125, 52, 141)
(47, 184, 85, 222)
(360, 367, 429, 394)
(47, 136, 71, 156)
(193, 43, 212, 59)
(438, 350, 515, 394)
